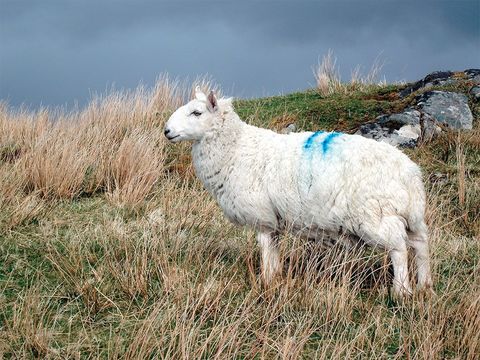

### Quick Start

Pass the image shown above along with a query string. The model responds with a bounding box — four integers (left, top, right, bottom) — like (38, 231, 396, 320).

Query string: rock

(420, 112, 442, 141)
(416, 91, 473, 129)
(470, 85, 480, 101)
(281, 123, 297, 134)
(399, 71, 454, 98)
(423, 70, 455, 84)
(399, 69, 480, 98)
(429, 172, 448, 186)
(356, 108, 442, 147)
(360, 70, 476, 147)
(465, 69, 480, 84)
(356, 117, 420, 148)
(377, 109, 421, 127)
(396, 124, 422, 143)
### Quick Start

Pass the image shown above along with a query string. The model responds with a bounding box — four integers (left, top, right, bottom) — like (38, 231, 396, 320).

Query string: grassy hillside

(0, 79, 479, 359)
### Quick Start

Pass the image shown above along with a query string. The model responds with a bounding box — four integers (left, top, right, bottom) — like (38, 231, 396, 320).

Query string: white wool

(165, 89, 433, 297)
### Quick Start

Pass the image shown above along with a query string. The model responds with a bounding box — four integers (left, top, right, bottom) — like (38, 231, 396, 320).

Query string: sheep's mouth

(166, 134, 180, 141)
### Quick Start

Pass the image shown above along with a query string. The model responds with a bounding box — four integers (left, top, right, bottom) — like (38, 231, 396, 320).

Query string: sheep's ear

(195, 86, 207, 102)
(207, 91, 218, 112)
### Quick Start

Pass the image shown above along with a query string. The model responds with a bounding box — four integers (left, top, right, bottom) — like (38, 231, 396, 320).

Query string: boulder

(399, 71, 454, 98)
(358, 70, 476, 147)
(356, 112, 421, 148)
(356, 108, 442, 148)
(470, 85, 480, 101)
(465, 69, 480, 84)
(356, 125, 418, 148)
(377, 109, 421, 127)
(399, 69, 480, 98)
(416, 91, 473, 129)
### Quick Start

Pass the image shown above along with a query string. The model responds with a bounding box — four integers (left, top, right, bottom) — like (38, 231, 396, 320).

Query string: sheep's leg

(389, 246, 412, 297)
(361, 216, 413, 297)
(257, 231, 281, 284)
(408, 222, 433, 290)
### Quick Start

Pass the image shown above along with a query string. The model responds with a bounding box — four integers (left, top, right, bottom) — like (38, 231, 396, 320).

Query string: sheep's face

(164, 88, 220, 142)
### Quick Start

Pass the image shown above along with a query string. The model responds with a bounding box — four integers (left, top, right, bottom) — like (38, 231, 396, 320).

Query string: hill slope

(0, 77, 479, 358)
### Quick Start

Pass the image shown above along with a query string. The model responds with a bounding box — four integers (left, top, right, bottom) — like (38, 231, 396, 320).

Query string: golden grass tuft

(313, 49, 342, 96)
(0, 76, 182, 208)
(313, 50, 388, 96)
(106, 129, 166, 209)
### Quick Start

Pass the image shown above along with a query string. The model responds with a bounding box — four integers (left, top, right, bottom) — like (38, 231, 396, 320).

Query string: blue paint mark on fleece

(322, 132, 342, 154)
(303, 131, 342, 154)
(303, 131, 324, 150)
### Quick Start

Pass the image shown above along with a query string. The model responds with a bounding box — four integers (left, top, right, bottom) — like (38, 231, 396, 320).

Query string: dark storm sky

(1, 0, 479, 108)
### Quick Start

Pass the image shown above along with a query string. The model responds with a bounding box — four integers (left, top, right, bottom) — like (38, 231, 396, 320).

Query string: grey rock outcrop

(356, 109, 441, 148)
(416, 91, 473, 130)
(357, 70, 476, 147)
(399, 69, 480, 98)
(356, 123, 419, 148)
(399, 71, 454, 98)
(470, 86, 480, 101)
(465, 69, 480, 84)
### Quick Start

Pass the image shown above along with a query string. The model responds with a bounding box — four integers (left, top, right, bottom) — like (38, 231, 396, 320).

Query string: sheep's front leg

(257, 231, 281, 284)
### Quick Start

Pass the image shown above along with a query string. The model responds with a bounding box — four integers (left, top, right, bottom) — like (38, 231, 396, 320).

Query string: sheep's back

(264, 131, 424, 233)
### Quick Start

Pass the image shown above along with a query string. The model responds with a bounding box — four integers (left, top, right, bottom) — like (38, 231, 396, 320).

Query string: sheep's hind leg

(408, 221, 433, 291)
(361, 216, 413, 297)
(389, 246, 412, 297)
(257, 231, 281, 284)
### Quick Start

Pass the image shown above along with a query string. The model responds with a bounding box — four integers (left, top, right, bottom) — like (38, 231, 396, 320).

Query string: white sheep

(164, 88, 433, 297)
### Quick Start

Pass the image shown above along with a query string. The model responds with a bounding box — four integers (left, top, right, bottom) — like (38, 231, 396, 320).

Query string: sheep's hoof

(390, 286, 413, 303)
(261, 275, 280, 288)
(259, 276, 282, 300)
(260, 271, 282, 290)
(416, 284, 436, 298)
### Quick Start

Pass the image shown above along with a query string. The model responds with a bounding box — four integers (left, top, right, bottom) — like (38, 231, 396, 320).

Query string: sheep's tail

(405, 169, 427, 234)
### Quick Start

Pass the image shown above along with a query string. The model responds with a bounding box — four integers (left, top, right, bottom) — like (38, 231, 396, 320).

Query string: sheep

(164, 88, 433, 297)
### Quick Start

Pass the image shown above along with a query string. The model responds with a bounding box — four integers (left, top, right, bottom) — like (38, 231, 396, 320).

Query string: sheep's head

(164, 87, 223, 142)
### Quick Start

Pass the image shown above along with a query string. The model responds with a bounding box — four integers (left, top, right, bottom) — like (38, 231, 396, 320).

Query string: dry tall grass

(0, 78, 479, 359)
(313, 50, 387, 96)
(0, 77, 184, 213)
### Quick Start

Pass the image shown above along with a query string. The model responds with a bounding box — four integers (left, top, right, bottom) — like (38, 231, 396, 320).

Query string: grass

(235, 86, 401, 132)
(0, 74, 479, 359)
(312, 50, 387, 97)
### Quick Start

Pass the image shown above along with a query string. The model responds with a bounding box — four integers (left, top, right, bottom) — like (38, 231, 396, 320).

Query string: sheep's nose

(164, 129, 171, 137)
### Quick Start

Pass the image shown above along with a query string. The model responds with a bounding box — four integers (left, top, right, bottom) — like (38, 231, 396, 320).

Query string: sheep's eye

(191, 110, 202, 117)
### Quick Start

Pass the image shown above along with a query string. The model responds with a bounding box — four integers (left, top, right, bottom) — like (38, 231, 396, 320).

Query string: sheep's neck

(191, 117, 244, 197)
